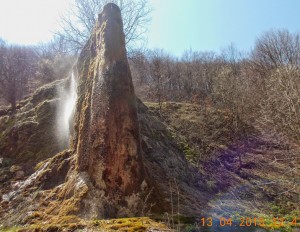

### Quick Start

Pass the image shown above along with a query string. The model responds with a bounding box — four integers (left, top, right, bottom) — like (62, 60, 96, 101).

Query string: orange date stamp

(199, 217, 300, 227)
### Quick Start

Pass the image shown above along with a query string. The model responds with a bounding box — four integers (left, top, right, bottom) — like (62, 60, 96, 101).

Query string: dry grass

(0, 217, 171, 232)
(145, 102, 300, 231)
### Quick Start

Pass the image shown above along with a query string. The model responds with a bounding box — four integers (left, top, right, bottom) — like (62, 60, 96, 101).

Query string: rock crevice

(68, 3, 145, 217)
(0, 3, 206, 224)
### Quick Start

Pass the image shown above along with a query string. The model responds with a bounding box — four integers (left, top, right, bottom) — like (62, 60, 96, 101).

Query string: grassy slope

(145, 102, 299, 231)
(0, 93, 299, 231)
(0, 217, 172, 232)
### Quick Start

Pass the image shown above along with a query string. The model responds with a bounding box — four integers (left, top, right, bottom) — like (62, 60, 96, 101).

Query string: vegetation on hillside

(146, 102, 299, 232)
(0, 0, 299, 230)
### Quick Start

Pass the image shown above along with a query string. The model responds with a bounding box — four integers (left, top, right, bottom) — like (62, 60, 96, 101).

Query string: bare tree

(259, 67, 300, 141)
(0, 44, 38, 112)
(0, 39, 77, 109)
(149, 49, 164, 111)
(251, 29, 300, 76)
(57, 0, 152, 54)
(148, 49, 174, 111)
(214, 45, 243, 120)
(247, 30, 300, 138)
(35, 41, 77, 85)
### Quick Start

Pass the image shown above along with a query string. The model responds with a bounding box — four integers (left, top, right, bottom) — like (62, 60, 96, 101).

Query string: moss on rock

(0, 80, 67, 175)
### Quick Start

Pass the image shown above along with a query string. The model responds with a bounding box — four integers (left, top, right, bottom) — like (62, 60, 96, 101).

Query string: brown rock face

(73, 3, 144, 197)
(66, 4, 205, 218)
(0, 4, 206, 224)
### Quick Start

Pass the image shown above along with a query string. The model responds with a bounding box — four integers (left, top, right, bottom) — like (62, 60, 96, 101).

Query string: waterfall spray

(56, 72, 77, 148)
(63, 72, 77, 134)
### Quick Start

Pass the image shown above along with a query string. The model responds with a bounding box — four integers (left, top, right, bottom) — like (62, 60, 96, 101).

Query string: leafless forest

(2, 28, 300, 145)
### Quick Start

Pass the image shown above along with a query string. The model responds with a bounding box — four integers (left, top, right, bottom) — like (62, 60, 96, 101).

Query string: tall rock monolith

(70, 3, 146, 217)
(0, 3, 206, 225)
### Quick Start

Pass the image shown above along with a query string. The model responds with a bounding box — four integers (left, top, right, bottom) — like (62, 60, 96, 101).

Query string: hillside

(0, 3, 299, 232)
(147, 102, 299, 226)
(0, 87, 299, 231)
(0, 80, 67, 181)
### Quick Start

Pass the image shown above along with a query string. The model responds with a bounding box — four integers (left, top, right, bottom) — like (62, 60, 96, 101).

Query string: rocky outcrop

(66, 3, 208, 219)
(56, 3, 147, 218)
(0, 79, 68, 175)
(1, 4, 299, 231)
(0, 3, 206, 225)
(73, 3, 144, 196)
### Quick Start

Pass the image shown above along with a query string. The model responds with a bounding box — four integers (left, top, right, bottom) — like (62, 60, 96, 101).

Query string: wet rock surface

(0, 2, 207, 227)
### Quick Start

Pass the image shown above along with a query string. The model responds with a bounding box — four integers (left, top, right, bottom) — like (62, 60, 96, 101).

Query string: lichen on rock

(66, 3, 146, 217)
(0, 3, 205, 227)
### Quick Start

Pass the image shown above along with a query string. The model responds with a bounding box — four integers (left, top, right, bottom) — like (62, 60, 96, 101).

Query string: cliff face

(70, 4, 208, 219)
(0, 80, 68, 175)
(0, 3, 206, 225)
(73, 3, 144, 197)
(51, 3, 148, 219)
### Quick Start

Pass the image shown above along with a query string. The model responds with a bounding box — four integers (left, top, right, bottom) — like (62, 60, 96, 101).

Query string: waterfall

(63, 72, 77, 134)
(56, 71, 77, 148)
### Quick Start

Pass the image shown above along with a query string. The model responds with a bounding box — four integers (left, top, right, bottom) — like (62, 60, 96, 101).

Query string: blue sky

(0, 0, 300, 57)
(148, 0, 300, 56)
